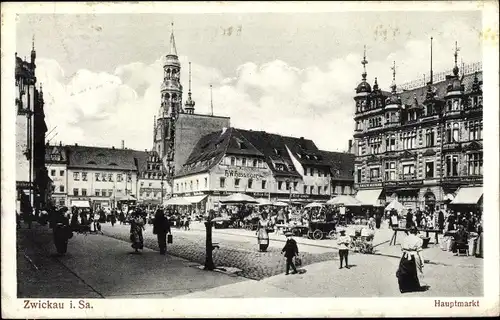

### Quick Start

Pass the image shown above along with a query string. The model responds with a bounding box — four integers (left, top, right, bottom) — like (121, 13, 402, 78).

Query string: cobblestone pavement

(101, 224, 338, 280)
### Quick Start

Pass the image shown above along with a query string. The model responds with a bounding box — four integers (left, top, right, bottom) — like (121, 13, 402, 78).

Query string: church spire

(30, 34, 36, 65)
(184, 62, 196, 114)
(168, 22, 178, 56)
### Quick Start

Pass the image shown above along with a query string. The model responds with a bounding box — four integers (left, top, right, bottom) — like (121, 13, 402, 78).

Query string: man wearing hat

(337, 227, 351, 269)
(281, 231, 299, 275)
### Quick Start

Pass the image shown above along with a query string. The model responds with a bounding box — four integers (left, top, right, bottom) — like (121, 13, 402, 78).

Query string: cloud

(36, 21, 481, 153)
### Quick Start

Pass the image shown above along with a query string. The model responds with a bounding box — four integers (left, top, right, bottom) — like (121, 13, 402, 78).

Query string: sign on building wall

(213, 165, 272, 181)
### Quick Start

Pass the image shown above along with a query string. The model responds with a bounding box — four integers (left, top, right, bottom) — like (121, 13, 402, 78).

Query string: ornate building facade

(352, 43, 483, 211)
(15, 40, 52, 216)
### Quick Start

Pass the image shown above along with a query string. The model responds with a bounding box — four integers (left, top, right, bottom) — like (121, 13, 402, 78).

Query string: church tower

(154, 23, 183, 180)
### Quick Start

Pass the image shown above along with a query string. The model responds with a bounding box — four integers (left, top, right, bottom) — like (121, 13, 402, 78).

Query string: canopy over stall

(184, 195, 208, 204)
(326, 195, 361, 206)
(385, 199, 407, 213)
(71, 200, 90, 208)
(219, 193, 259, 204)
(272, 201, 289, 207)
(256, 198, 273, 206)
(450, 187, 483, 205)
(355, 189, 383, 206)
(304, 202, 324, 209)
(164, 197, 192, 206)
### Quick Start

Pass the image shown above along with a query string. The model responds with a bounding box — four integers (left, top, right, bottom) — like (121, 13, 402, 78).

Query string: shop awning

(184, 195, 208, 204)
(451, 187, 483, 205)
(71, 200, 90, 208)
(355, 189, 383, 206)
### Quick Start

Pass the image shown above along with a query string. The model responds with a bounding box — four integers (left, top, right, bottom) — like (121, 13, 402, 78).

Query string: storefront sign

(16, 181, 34, 189)
(358, 182, 383, 188)
(443, 176, 482, 184)
(385, 180, 423, 187)
(224, 169, 266, 180)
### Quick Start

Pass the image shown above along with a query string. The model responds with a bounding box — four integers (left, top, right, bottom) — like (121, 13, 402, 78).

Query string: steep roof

(319, 150, 355, 181)
(177, 128, 330, 178)
(65, 145, 147, 171)
(398, 71, 482, 106)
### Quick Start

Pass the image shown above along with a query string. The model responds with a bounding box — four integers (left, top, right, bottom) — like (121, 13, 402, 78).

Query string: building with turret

(352, 41, 483, 212)
(15, 38, 52, 216)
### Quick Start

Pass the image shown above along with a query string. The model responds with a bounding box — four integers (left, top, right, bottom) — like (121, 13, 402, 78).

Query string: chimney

(121, 140, 125, 149)
(348, 140, 353, 153)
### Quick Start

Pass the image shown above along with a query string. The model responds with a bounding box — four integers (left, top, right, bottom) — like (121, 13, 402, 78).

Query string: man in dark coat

(281, 232, 299, 275)
(153, 209, 171, 255)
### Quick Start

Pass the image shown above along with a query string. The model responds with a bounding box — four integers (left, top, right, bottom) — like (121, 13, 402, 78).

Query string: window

(117, 173, 123, 182)
(103, 189, 108, 197)
(196, 180, 199, 190)
(467, 153, 483, 176)
(384, 162, 396, 181)
(445, 155, 459, 177)
(204, 178, 208, 188)
(425, 161, 434, 178)
(285, 181, 290, 190)
(310, 186, 314, 194)
(108, 189, 113, 197)
(95, 173, 100, 182)
(356, 169, 362, 183)
(425, 129, 435, 147)
(127, 173, 132, 182)
(303, 185, 307, 194)
(258, 159, 263, 168)
(176, 183, 179, 192)
(357, 145, 364, 156)
(102, 173, 107, 182)
(341, 186, 346, 195)
(294, 181, 298, 190)
(82, 172, 88, 181)
(386, 135, 396, 151)
(51, 169, 56, 176)
(95, 189, 100, 197)
(253, 159, 258, 167)
(73, 172, 80, 181)
(108, 173, 113, 182)
(324, 185, 328, 193)
(317, 187, 321, 195)
(262, 180, 267, 189)
(278, 181, 283, 190)
(402, 164, 415, 177)
(369, 137, 382, 154)
(242, 158, 247, 166)
(369, 167, 380, 179)
(402, 132, 417, 149)
(453, 123, 460, 142)
(467, 120, 482, 141)
(73, 188, 79, 196)
(220, 177, 226, 188)
(230, 157, 236, 166)
(248, 179, 253, 189)
(59, 185, 65, 192)
(234, 178, 240, 188)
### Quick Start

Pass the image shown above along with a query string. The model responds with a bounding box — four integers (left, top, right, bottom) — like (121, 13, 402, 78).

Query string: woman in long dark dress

(396, 227, 425, 293)
(129, 211, 145, 253)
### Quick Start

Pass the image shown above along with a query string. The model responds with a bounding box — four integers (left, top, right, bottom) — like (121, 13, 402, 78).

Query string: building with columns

(352, 42, 483, 211)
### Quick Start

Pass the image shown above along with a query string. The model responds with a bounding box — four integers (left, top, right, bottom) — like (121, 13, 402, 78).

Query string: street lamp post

(204, 209, 215, 270)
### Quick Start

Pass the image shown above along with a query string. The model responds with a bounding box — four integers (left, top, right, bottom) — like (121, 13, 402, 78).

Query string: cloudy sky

(15, 8, 482, 152)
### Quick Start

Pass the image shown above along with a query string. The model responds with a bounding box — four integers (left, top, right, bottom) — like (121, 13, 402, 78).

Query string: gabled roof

(65, 145, 146, 171)
(177, 128, 331, 178)
(399, 71, 482, 106)
(319, 150, 355, 181)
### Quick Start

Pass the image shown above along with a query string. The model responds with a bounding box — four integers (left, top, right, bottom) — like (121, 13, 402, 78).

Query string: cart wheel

(328, 230, 337, 240)
(292, 228, 301, 237)
(312, 229, 323, 240)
